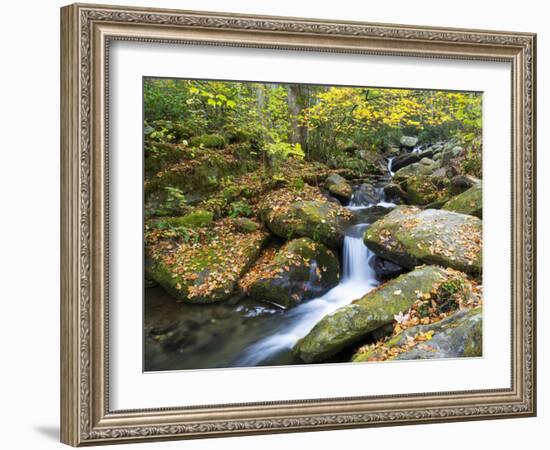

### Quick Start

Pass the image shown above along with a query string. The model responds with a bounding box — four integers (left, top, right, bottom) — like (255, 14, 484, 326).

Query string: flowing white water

(412, 144, 423, 154)
(233, 225, 379, 366)
(233, 181, 386, 367)
(387, 157, 395, 176)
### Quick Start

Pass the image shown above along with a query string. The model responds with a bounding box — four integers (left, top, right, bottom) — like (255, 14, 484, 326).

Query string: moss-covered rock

(400, 135, 419, 148)
(442, 185, 482, 218)
(189, 134, 226, 149)
(146, 220, 269, 303)
(352, 307, 482, 362)
(240, 238, 340, 308)
(145, 145, 255, 209)
(263, 199, 353, 249)
(363, 206, 482, 274)
(324, 173, 352, 201)
(393, 158, 440, 180)
(293, 266, 472, 362)
(233, 217, 260, 233)
(401, 175, 451, 206)
(155, 209, 213, 229)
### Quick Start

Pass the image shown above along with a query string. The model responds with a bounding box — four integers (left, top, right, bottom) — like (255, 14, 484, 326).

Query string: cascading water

(233, 202, 381, 367)
(387, 157, 395, 177)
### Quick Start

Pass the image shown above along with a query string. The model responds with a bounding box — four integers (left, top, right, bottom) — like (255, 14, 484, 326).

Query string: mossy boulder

(146, 220, 269, 303)
(263, 199, 353, 249)
(240, 238, 340, 309)
(400, 135, 419, 148)
(233, 217, 261, 233)
(155, 209, 213, 229)
(189, 134, 226, 149)
(352, 307, 482, 362)
(293, 266, 472, 362)
(442, 185, 482, 218)
(393, 158, 440, 180)
(324, 173, 352, 201)
(400, 175, 450, 206)
(363, 206, 482, 274)
(145, 146, 250, 207)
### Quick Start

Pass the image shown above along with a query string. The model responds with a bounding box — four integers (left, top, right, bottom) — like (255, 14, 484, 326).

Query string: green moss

(442, 185, 482, 218)
(294, 265, 462, 362)
(364, 207, 482, 274)
(403, 175, 450, 205)
(189, 134, 226, 149)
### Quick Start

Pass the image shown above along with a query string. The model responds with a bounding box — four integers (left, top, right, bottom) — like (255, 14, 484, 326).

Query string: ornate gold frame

(60, 3, 536, 446)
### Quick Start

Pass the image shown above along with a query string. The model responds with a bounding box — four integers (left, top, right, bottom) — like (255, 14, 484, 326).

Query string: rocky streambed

(144, 136, 483, 370)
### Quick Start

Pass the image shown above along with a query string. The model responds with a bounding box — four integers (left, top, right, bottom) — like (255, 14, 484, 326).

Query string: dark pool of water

(144, 287, 304, 371)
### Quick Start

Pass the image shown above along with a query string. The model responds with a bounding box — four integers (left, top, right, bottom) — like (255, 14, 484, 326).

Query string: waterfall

(233, 197, 380, 366)
(387, 157, 395, 177)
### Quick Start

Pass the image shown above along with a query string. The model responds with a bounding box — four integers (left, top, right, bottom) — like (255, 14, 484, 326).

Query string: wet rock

(442, 185, 482, 218)
(240, 238, 340, 309)
(363, 206, 482, 274)
(384, 183, 409, 203)
(391, 152, 421, 172)
(293, 266, 473, 362)
(351, 183, 379, 205)
(369, 255, 405, 281)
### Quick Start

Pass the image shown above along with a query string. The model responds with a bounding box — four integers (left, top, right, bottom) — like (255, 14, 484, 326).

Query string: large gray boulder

(293, 265, 474, 362)
(352, 307, 482, 362)
(363, 206, 482, 274)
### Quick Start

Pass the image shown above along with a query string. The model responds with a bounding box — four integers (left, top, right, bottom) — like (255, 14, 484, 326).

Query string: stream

(144, 178, 395, 371)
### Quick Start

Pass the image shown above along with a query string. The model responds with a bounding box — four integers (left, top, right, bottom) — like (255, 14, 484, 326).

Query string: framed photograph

(60, 3, 536, 446)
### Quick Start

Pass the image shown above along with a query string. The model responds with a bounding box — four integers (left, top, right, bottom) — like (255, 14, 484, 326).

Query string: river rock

(383, 183, 409, 203)
(325, 173, 352, 201)
(450, 174, 481, 195)
(352, 307, 482, 362)
(440, 146, 463, 167)
(351, 183, 380, 206)
(363, 206, 482, 274)
(263, 199, 353, 249)
(399, 174, 451, 206)
(442, 185, 482, 218)
(393, 158, 440, 180)
(146, 220, 269, 303)
(240, 238, 340, 309)
(391, 152, 421, 172)
(293, 265, 473, 362)
(369, 255, 405, 281)
(400, 135, 419, 148)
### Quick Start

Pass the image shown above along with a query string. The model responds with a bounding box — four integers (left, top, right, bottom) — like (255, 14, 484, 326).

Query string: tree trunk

(287, 84, 309, 153)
